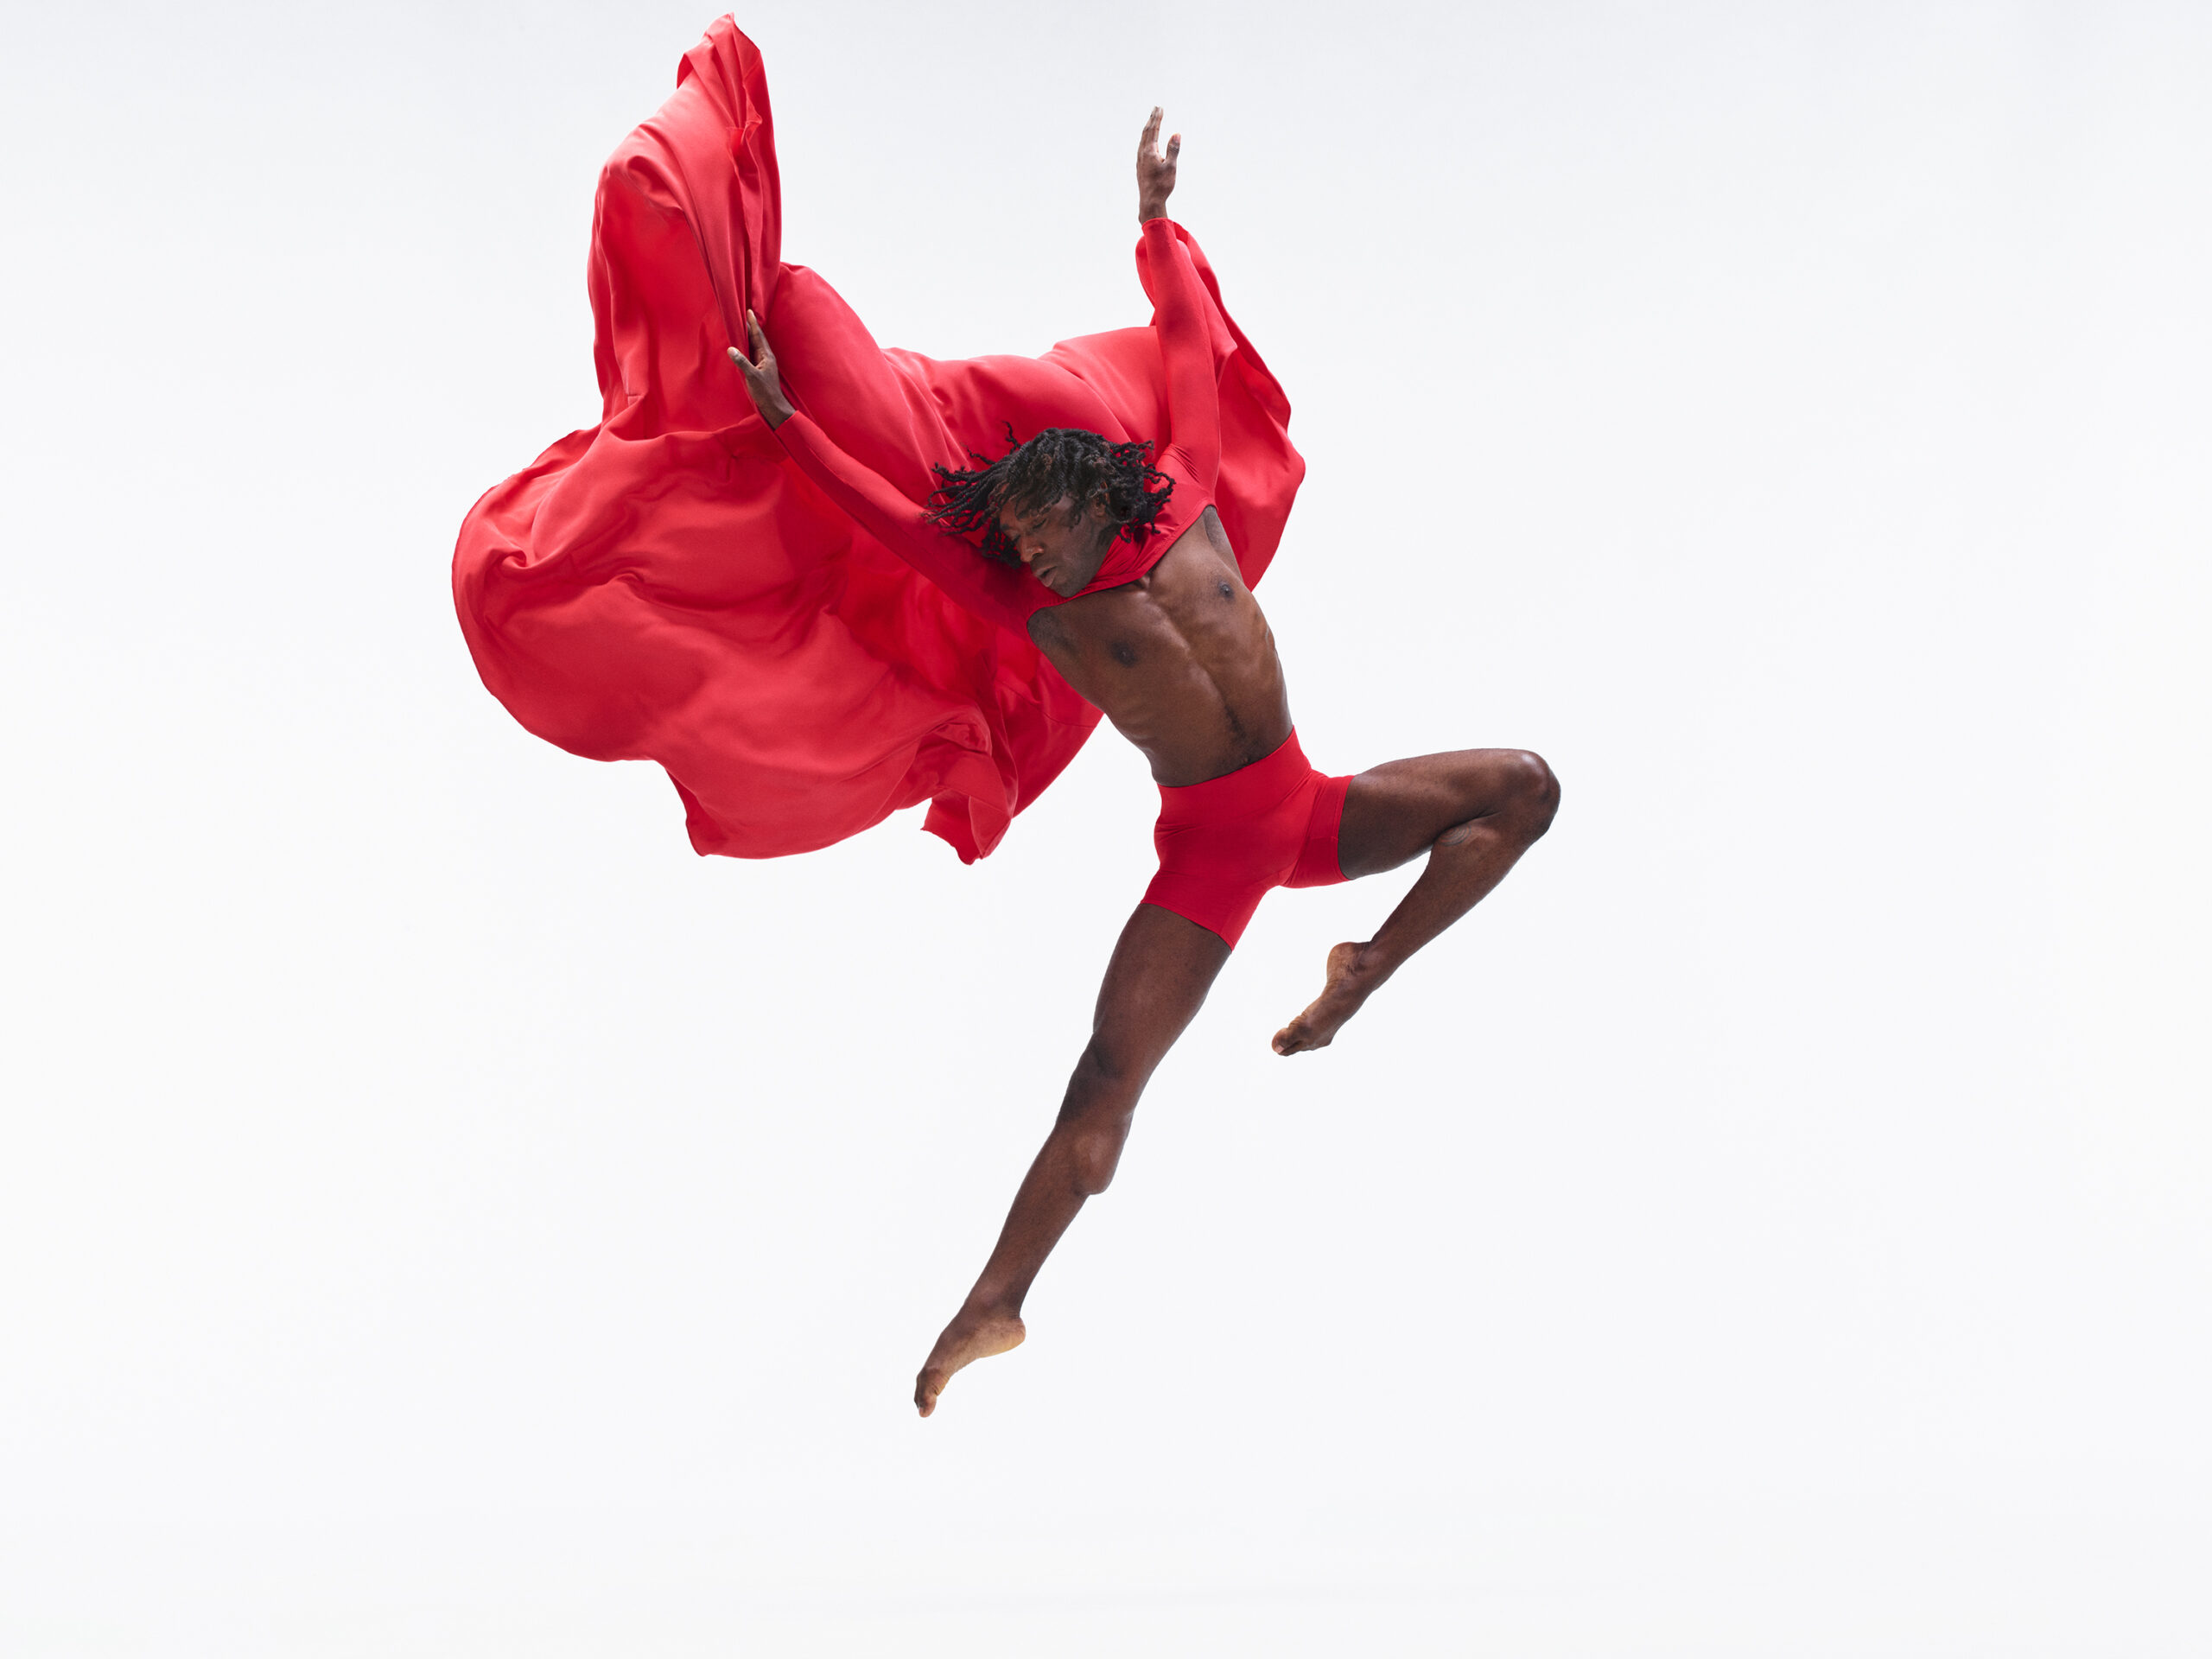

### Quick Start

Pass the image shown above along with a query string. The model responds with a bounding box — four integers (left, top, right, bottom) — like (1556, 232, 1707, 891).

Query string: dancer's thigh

(1335, 750, 1546, 880)
(1080, 903, 1231, 1093)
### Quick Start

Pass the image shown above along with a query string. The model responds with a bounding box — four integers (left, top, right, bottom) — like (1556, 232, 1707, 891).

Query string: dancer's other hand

(1137, 106, 1179, 222)
(728, 310, 794, 428)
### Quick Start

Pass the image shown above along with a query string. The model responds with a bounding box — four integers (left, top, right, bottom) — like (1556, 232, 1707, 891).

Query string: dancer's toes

(913, 1309, 1026, 1417)
(1272, 941, 1381, 1056)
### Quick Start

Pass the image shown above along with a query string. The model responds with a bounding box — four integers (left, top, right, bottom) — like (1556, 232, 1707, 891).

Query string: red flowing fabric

(453, 18, 1304, 861)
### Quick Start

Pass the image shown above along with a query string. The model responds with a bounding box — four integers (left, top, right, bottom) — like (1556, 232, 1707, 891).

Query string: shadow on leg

(914, 902, 1230, 1416)
(1273, 747, 1559, 1056)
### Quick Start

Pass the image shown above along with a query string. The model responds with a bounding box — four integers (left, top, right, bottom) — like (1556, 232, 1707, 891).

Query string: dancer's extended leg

(1273, 748, 1560, 1055)
(915, 902, 1230, 1416)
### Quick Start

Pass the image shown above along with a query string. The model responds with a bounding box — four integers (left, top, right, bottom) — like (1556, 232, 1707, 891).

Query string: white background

(3, 3, 2207, 1654)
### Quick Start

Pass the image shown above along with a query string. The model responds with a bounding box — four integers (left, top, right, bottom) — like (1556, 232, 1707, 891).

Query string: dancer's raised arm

(729, 313, 1033, 636)
(1135, 105, 1179, 224)
(1135, 110, 1221, 490)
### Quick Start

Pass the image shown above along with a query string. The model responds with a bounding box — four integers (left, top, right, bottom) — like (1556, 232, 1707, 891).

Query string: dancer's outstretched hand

(728, 310, 794, 428)
(1137, 106, 1179, 222)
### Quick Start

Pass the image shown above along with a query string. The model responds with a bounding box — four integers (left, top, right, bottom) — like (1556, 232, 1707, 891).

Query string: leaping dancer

(728, 111, 1558, 1417)
(454, 22, 1555, 1420)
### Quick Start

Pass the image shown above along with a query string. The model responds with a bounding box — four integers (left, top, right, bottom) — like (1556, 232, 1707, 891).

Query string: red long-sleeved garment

(771, 218, 1226, 636)
(451, 20, 1303, 862)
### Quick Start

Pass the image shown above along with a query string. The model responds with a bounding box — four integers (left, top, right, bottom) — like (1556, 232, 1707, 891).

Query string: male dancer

(733, 114, 1558, 1417)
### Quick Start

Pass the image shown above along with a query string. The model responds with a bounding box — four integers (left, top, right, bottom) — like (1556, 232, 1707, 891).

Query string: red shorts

(1142, 729, 1353, 947)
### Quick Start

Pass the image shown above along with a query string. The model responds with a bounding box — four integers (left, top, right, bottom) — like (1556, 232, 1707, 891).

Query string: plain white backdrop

(3, 3, 2207, 1653)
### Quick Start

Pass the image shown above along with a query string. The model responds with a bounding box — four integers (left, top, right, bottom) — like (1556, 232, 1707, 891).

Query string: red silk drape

(452, 18, 1303, 861)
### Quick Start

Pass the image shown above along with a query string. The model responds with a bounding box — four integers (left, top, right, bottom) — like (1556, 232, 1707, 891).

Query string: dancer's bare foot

(913, 1308, 1027, 1417)
(1272, 941, 1387, 1055)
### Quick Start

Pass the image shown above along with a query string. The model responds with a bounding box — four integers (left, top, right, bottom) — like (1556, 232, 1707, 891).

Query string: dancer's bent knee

(1506, 749, 1561, 836)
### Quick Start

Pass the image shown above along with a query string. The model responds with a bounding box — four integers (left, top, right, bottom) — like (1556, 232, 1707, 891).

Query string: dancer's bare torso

(1020, 509, 1291, 787)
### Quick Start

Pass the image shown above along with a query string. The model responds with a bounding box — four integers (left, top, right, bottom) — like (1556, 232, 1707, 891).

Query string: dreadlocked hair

(925, 424, 1173, 565)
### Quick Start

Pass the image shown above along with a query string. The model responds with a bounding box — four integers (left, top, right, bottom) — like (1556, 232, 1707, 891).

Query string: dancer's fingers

(1166, 133, 1180, 165)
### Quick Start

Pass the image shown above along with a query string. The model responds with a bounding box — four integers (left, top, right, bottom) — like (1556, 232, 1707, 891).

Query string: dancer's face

(1000, 495, 1114, 597)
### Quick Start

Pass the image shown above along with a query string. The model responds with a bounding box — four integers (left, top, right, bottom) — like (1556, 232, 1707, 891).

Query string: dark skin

(734, 111, 1560, 1415)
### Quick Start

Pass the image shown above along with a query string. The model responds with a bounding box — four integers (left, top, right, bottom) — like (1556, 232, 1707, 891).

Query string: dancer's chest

(1027, 512, 1291, 782)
